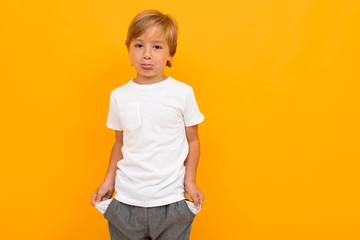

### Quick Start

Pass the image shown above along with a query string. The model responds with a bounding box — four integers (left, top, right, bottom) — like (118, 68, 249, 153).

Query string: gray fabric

(103, 198, 196, 240)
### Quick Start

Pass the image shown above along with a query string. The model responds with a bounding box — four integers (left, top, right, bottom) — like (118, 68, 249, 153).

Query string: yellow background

(1, 0, 359, 239)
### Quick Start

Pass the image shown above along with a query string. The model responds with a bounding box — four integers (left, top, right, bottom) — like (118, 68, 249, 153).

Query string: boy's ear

(167, 54, 174, 61)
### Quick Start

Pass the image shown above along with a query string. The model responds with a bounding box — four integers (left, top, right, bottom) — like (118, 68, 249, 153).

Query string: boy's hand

(184, 182, 204, 210)
(91, 182, 115, 206)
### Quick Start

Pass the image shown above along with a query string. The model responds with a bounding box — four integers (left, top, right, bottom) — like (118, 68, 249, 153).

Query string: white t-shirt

(106, 76, 205, 207)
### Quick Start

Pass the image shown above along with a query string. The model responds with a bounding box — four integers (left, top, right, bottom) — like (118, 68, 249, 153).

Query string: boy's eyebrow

(134, 39, 165, 44)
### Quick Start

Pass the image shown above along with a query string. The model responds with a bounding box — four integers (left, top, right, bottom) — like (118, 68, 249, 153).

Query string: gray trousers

(103, 198, 196, 240)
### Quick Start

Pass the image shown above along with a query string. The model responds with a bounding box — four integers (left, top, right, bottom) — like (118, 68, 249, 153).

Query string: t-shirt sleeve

(106, 92, 123, 131)
(183, 86, 205, 127)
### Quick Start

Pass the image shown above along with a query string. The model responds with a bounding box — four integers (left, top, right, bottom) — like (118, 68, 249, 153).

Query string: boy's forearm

(184, 139, 200, 185)
(104, 142, 123, 186)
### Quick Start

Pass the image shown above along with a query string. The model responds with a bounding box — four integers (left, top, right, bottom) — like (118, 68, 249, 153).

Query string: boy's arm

(92, 130, 123, 205)
(103, 130, 124, 185)
(184, 124, 204, 209)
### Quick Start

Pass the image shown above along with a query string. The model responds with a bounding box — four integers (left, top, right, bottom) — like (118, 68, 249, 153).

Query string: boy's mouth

(141, 64, 153, 69)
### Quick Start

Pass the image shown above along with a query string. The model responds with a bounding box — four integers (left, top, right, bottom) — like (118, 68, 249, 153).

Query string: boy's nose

(143, 53, 151, 59)
(143, 48, 151, 59)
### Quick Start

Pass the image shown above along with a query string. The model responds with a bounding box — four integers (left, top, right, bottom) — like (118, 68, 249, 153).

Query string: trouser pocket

(94, 198, 113, 216)
(184, 199, 201, 217)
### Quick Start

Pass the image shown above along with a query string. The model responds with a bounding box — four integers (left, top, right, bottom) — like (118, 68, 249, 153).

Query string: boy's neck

(133, 74, 169, 85)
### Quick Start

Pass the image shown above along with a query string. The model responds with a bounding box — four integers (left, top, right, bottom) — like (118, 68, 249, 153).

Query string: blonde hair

(125, 9, 178, 67)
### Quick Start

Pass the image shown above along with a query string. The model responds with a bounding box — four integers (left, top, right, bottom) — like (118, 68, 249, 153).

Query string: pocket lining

(184, 199, 197, 217)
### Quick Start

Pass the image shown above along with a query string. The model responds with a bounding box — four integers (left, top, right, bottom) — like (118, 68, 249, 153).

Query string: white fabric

(94, 198, 113, 214)
(106, 76, 205, 207)
(94, 198, 200, 215)
(95, 198, 201, 214)
(185, 200, 201, 215)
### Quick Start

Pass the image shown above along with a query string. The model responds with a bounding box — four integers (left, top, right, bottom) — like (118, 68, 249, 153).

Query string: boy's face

(127, 26, 173, 81)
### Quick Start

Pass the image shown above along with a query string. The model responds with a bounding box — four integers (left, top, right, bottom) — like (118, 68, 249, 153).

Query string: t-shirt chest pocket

(118, 102, 141, 131)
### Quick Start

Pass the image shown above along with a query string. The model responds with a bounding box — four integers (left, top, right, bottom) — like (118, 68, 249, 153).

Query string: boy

(91, 9, 205, 240)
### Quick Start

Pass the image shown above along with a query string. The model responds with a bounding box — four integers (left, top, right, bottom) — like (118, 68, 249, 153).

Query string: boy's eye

(134, 44, 162, 49)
